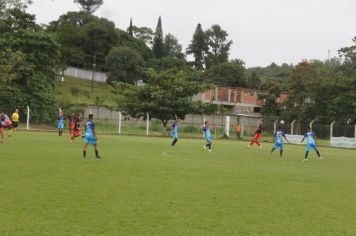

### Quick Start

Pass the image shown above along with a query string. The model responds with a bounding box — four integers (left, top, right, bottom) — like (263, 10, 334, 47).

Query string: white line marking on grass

(161, 151, 173, 158)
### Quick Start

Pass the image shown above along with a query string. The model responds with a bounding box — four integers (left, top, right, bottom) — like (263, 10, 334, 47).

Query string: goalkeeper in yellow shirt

(8, 109, 19, 137)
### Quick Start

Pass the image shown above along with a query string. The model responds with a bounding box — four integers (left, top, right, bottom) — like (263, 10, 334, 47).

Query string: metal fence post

(118, 111, 122, 134)
(146, 113, 149, 136)
(330, 121, 335, 147)
(310, 118, 317, 130)
(291, 120, 296, 135)
(26, 106, 30, 130)
(225, 116, 230, 137)
(273, 120, 278, 134)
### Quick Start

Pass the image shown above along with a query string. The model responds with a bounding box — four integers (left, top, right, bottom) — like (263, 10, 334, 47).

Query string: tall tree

(106, 46, 144, 85)
(338, 36, 356, 76)
(205, 24, 233, 68)
(186, 23, 208, 70)
(164, 33, 184, 59)
(131, 26, 154, 47)
(128, 18, 133, 37)
(152, 16, 165, 58)
(204, 62, 247, 87)
(73, 0, 103, 14)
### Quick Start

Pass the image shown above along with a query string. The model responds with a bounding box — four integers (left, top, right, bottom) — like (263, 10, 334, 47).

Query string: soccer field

(1, 132, 356, 235)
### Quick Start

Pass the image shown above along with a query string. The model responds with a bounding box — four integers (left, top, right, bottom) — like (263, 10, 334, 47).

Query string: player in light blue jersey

(301, 128, 321, 161)
(82, 114, 100, 159)
(203, 121, 212, 152)
(270, 126, 289, 157)
(171, 117, 179, 146)
(57, 112, 64, 136)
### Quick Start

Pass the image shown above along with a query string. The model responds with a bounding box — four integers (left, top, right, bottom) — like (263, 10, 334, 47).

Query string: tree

(164, 33, 184, 59)
(48, 13, 119, 70)
(249, 71, 261, 89)
(73, 0, 103, 14)
(205, 24, 233, 68)
(186, 23, 208, 70)
(338, 36, 356, 76)
(131, 26, 154, 47)
(0, 30, 61, 122)
(128, 18, 133, 37)
(120, 69, 216, 134)
(204, 62, 247, 87)
(152, 16, 165, 58)
(106, 46, 144, 85)
(148, 56, 188, 72)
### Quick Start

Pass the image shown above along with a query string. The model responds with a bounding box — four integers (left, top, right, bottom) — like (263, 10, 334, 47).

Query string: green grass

(1, 132, 356, 235)
(54, 76, 118, 108)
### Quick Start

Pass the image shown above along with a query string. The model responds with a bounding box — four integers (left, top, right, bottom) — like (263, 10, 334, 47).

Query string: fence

(20, 105, 356, 149)
(63, 66, 107, 82)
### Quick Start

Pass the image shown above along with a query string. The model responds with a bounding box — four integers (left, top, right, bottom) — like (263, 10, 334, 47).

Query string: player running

(171, 117, 179, 146)
(8, 109, 19, 137)
(269, 126, 289, 157)
(70, 114, 82, 143)
(301, 128, 322, 161)
(68, 112, 75, 137)
(58, 112, 64, 136)
(203, 121, 213, 152)
(247, 120, 265, 148)
(83, 114, 100, 159)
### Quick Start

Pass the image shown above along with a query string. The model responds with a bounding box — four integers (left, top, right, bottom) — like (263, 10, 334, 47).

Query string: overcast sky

(28, 0, 356, 67)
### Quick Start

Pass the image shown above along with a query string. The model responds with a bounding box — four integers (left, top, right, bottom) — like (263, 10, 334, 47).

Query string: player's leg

(8, 128, 13, 137)
(270, 142, 277, 155)
(171, 137, 178, 146)
(83, 143, 88, 157)
(207, 142, 212, 151)
(312, 144, 321, 159)
(304, 144, 311, 161)
(279, 144, 284, 157)
(256, 134, 262, 148)
(94, 144, 100, 159)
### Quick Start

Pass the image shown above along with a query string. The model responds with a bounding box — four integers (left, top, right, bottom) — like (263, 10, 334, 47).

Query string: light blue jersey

(203, 126, 212, 142)
(84, 119, 96, 145)
(57, 115, 64, 129)
(171, 121, 178, 139)
(273, 130, 285, 150)
(304, 131, 318, 152)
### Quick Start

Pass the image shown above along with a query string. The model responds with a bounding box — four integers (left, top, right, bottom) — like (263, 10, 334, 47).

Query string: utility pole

(91, 54, 96, 92)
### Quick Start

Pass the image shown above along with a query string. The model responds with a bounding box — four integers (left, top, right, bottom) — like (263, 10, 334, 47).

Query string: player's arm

(300, 135, 306, 143)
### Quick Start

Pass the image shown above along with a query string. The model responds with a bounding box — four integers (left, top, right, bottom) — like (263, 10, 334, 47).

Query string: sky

(28, 0, 356, 67)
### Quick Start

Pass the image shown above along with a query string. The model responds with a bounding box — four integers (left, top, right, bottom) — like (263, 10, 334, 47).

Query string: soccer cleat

(259, 145, 263, 149)
(208, 149, 212, 152)
(96, 156, 101, 159)
(318, 156, 323, 160)
(303, 159, 308, 162)
(203, 145, 207, 150)
(246, 145, 251, 148)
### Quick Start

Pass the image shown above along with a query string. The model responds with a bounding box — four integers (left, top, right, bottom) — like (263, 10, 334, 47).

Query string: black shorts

(12, 122, 19, 128)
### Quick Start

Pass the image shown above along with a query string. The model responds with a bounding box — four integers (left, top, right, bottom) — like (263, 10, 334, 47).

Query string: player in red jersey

(247, 120, 265, 148)
(68, 112, 75, 137)
(70, 114, 82, 143)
